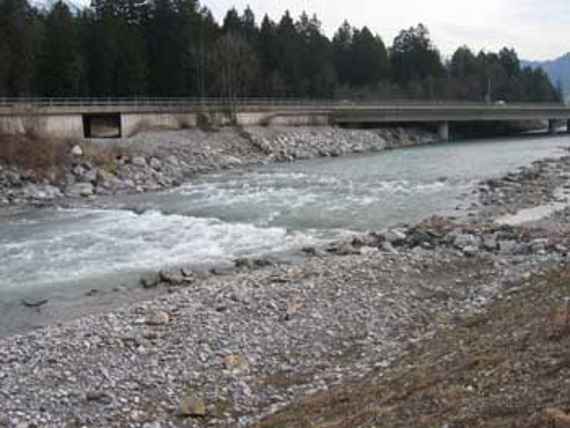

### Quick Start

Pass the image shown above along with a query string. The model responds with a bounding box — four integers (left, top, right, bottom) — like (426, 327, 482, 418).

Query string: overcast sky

(202, 0, 569, 61)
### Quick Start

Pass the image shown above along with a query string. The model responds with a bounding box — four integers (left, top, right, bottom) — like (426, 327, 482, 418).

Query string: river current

(1, 134, 569, 334)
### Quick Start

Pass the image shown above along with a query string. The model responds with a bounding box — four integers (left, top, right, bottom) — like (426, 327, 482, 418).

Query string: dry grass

(0, 134, 129, 182)
(0, 134, 73, 181)
(256, 267, 570, 428)
(80, 141, 126, 174)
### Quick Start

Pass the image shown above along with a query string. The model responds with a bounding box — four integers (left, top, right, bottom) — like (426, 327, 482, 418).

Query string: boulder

(80, 168, 97, 183)
(530, 239, 548, 253)
(462, 246, 479, 257)
(66, 183, 94, 197)
(96, 169, 122, 189)
(159, 269, 186, 286)
(21, 184, 62, 200)
(71, 145, 83, 157)
(140, 273, 160, 288)
(328, 242, 361, 256)
(452, 233, 480, 250)
(384, 228, 407, 244)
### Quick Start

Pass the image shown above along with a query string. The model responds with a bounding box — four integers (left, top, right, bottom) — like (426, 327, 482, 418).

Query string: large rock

(71, 145, 83, 157)
(66, 183, 94, 197)
(452, 233, 480, 250)
(140, 273, 160, 288)
(80, 168, 97, 183)
(384, 228, 407, 245)
(20, 184, 62, 200)
(96, 169, 123, 190)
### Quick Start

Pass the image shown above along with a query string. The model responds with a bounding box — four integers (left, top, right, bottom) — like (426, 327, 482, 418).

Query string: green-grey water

(1, 134, 569, 334)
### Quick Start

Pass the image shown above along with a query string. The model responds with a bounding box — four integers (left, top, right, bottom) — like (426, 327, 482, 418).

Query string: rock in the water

(159, 269, 186, 286)
(235, 257, 274, 270)
(140, 273, 160, 288)
(328, 242, 361, 256)
(384, 228, 407, 244)
(381, 241, 399, 255)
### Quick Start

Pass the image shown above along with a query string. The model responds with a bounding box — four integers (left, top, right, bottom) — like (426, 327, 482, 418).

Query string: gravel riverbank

(2, 143, 570, 427)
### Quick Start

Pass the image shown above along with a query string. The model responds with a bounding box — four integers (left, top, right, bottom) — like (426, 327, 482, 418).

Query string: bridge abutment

(438, 122, 450, 142)
(549, 119, 557, 135)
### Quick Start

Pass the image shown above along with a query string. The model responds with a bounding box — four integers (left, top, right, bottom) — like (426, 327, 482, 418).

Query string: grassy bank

(257, 266, 570, 428)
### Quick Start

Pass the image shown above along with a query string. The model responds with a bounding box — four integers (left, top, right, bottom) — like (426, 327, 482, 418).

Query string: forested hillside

(524, 53, 570, 102)
(0, 0, 560, 102)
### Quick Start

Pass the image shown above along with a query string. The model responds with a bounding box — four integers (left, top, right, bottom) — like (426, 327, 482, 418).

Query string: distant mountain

(523, 53, 570, 102)
(31, 0, 83, 13)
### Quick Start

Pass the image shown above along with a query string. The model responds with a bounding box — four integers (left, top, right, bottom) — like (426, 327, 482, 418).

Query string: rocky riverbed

(0, 126, 437, 207)
(2, 142, 570, 427)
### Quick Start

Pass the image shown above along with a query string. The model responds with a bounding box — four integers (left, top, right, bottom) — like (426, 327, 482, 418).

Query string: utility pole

(485, 77, 492, 104)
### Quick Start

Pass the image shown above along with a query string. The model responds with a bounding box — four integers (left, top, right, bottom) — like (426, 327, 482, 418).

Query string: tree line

(0, 0, 561, 103)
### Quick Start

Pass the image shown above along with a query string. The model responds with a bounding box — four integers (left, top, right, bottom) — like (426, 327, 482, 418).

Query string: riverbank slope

(0, 126, 437, 207)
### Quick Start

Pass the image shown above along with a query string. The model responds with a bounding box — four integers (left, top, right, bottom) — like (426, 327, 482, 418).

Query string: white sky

(202, 0, 570, 61)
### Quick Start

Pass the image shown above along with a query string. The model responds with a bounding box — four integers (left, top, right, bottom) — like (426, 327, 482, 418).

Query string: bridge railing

(0, 97, 566, 109)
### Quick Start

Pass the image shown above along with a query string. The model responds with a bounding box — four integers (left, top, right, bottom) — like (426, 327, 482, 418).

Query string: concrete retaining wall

(121, 113, 199, 137)
(0, 114, 84, 139)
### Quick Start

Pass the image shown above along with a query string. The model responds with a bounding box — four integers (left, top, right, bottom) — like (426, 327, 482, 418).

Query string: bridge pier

(548, 119, 557, 135)
(438, 122, 450, 142)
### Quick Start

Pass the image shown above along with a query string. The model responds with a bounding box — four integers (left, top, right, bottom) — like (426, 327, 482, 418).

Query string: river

(1, 133, 569, 335)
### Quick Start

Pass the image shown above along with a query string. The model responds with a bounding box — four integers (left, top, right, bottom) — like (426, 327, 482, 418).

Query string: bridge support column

(548, 119, 557, 135)
(438, 122, 449, 142)
(566, 119, 570, 134)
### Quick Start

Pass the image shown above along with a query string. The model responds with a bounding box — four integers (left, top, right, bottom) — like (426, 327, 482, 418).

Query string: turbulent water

(1, 134, 569, 333)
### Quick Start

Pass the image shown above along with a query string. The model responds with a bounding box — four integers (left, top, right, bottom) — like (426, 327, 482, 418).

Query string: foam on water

(2, 134, 570, 301)
(0, 208, 324, 293)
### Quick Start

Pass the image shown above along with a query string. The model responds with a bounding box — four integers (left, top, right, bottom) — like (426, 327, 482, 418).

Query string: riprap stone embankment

(0, 126, 437, 206)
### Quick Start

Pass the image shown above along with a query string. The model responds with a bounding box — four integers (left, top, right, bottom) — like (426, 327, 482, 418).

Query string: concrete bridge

(0, 98, 569, 141)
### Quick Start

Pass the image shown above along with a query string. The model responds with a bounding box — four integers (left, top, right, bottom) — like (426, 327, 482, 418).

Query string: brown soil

(256, 266, 570, 428)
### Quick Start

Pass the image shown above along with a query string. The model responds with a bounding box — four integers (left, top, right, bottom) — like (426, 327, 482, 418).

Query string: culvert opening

(83, 113, 122, 138)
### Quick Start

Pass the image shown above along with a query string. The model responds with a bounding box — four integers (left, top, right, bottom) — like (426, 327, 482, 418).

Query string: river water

(1, 134, 569, 334)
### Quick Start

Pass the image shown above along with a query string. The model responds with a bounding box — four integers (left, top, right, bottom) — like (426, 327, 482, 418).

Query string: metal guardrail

(0, 97, 567, 109)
